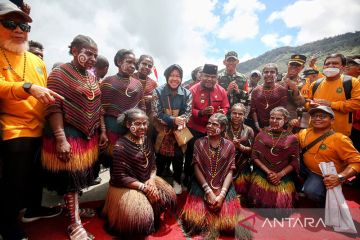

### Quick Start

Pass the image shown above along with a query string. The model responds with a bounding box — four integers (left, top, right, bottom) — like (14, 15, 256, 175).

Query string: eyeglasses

(0, 20, 31, 32)
(311, 113, 330, 120)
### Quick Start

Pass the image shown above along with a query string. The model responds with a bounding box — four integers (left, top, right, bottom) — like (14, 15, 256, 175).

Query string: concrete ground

(42, 168, 110, 207)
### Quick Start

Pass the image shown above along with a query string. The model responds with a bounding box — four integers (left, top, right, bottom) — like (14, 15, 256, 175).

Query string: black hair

(114, 49, 134, 67)
(191, 66, 203, 81)
(29, 40, 44, 50)
(135, 54, 154, 70)
(68, 35, 97, 55)
(262, 63, 279, 74)
(117, 108, 148, 135)
(324, 53, 346, 66)
(164, 64, 183, 81)
(95, 55, 109, 68)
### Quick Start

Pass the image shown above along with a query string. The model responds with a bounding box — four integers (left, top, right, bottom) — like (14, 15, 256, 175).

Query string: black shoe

(89, 177, 102, 186)
(21, 206, 62, 223)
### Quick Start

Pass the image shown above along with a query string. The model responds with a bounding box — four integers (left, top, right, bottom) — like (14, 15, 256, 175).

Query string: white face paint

(215, 128, 221, 135)
(77, 48, 89, 68)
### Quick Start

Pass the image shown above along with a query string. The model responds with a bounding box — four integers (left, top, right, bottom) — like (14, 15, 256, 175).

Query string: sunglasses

(1, 20, 31, 32)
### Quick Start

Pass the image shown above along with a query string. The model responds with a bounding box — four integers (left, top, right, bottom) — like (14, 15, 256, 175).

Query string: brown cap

(0, 2, 32, 23)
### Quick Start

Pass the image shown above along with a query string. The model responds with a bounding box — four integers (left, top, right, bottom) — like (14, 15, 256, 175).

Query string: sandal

(67, 223, 95, 240)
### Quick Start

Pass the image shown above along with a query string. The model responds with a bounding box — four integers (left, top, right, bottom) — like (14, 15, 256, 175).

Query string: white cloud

(218, 0, 266, 41)
(27, 0, 220, 83)
(261, 33, 293, 48)
(267, 0, 360, 44)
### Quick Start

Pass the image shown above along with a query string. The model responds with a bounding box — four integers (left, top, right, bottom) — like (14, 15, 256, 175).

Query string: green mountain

(237, 31, 360, 75)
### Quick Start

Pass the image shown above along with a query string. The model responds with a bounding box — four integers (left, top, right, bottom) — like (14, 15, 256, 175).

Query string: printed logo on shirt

(35, 66, 43, 75)
(319, 144, 327, 150)
(336, 87, 343, 94)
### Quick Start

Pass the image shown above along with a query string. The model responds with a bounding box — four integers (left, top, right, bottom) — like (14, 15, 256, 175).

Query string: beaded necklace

(230, 124, 242, 139)
(208, 137, 222, 189)
(116, 73, 138, 97)
(268, 129, 286, 156)
(261, 86, 275, 109)
(1, 48, 26, 81)
(127, 134, 149, 168)
(71, 63, 95, 101)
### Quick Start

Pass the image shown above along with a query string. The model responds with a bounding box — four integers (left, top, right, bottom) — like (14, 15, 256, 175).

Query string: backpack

(312, 75, 353, 123)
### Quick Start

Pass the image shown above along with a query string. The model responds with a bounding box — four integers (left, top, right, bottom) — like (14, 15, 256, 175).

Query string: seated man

(298, 106, 360, 205)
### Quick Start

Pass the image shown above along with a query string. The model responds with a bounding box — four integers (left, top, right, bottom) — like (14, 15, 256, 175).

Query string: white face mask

(323, 67, 340, 77)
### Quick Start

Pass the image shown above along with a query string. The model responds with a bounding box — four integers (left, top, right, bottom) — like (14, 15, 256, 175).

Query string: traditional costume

(180, 137, 251, 239)
(42, 63, 102, 194)
(100, 74, 144, 155)
(225, 123, 254, 195)
(103, 137, 176, 236)
(247, 128, 299, 208)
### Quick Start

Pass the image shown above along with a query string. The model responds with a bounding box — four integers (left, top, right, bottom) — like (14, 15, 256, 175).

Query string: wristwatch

(337, 174, 346, 183)
(23, 82, 33, 93)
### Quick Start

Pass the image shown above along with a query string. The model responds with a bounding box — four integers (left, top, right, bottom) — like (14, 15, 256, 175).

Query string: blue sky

(28, 0, 360, 83)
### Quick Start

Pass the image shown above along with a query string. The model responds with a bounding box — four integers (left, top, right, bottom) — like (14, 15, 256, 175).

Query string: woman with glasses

(102, 108, 176, 238)
(42, 35, 108, 240)
(133, 54, 157, 116)
(180, 113, 251, 240)
(247, 107, 299, 210)
(225, 103, 254, 197)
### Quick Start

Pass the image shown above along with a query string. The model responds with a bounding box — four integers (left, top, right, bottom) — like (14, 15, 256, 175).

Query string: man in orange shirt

(307, 53, 360, 136)
(298, 106, 360, 204)
(0, 2, 62, 239)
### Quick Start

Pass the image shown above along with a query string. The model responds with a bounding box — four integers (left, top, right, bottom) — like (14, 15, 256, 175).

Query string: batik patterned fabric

(100, 74, 144, 155)
(103, 137, 176, 236)
(225, 124, 254, 195)
(247, 128, 299, 208)
(42, 63, 102, 194)
(180, 137, 251, 238)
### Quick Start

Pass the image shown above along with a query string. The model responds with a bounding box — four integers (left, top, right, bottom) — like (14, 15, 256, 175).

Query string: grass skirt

(234, 164, 251, 196)
(102, 176, 176, 237)
(180, 181, 252, 239)
(247, 167, 296, 209)
(41, 124, 98, 194)
(104, 115, 121, 157)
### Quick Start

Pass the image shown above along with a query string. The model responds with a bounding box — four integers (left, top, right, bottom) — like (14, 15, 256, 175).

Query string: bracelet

(281, 170, 286, 177)
(202, 183, 209, 189)
(53, 129, 66, 139)
(138, 183, 145, 192)
(219, 187, 227, 198)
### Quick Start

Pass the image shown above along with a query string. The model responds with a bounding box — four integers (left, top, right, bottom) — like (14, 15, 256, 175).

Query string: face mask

(323, 68, 340, 77)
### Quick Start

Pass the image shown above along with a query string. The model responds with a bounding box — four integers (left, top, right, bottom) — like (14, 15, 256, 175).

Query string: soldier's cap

(225, 51, 238, 61)
(289, 54, 306, 65)
(303, 68, 319, 76)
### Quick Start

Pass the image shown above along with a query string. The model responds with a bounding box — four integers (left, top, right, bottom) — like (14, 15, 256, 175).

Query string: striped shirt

(110, 137, 156, 187)
(45, 63, 102, 137)
(193, 137, 236, 190)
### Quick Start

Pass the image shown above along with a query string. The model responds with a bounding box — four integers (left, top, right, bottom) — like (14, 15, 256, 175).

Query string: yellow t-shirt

(0, 49, 47, 140)
(307, 75, 360, 136)
(298, 128, 360, 175)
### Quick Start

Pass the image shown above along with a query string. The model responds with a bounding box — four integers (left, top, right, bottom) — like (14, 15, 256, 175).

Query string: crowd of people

(0, 1, 360, 240)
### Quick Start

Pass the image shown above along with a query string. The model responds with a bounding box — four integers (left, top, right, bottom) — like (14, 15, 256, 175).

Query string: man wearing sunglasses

(0, 2, 62, 240)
